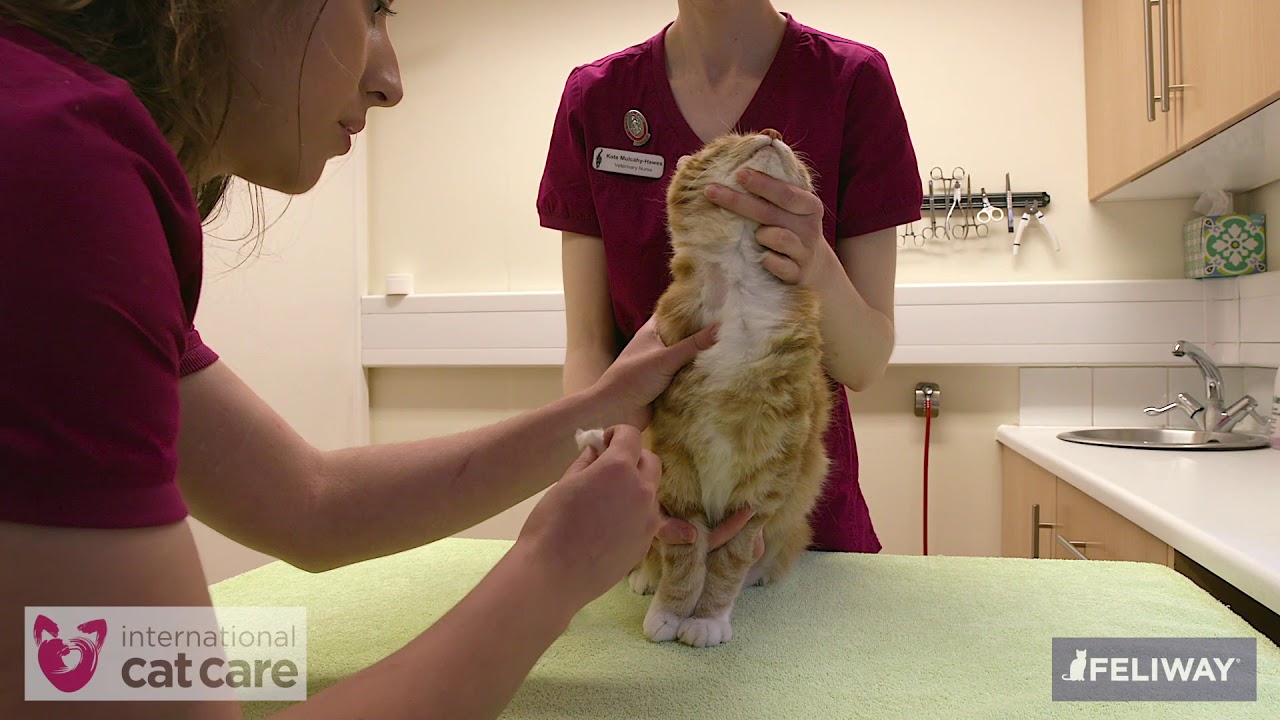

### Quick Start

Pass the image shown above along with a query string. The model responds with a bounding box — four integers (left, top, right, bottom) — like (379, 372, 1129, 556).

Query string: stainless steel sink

(1057, 427, 1271, 451)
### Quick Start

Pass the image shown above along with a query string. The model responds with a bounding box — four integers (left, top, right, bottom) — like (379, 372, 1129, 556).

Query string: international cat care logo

(33, 615, 107, 693)
(25, 606, 307, 702)
(1052, 637, 1257, 702)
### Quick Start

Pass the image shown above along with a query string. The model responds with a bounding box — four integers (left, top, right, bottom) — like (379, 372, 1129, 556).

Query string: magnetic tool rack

(919, 190, 1051, 213)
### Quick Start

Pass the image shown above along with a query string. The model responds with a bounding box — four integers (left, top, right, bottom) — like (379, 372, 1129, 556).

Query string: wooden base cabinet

(1000, 445, 1172, 566)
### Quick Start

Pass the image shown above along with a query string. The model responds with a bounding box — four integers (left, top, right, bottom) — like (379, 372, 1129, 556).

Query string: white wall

(188, 143, 371, 585)
(366, 0, 1197, 293)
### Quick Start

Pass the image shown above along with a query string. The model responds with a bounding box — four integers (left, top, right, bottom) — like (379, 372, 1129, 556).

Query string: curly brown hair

(0, 0, 235, 219)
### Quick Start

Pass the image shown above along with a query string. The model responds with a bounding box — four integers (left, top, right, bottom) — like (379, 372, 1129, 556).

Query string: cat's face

(665, 131, 814, 243)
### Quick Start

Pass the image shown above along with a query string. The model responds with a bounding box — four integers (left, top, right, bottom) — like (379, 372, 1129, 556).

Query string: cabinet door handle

(1144, 0, 1157, 121)
(1158, 0, 1170, 113)
(1056, 534, 1093, 560)
(1031, 503, 1057, 559)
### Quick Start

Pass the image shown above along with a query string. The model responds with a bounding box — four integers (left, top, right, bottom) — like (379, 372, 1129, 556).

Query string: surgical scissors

(976, 189, 1005, 225)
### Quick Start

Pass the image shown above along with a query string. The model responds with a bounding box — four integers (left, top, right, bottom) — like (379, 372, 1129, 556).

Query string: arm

(272, 544, 576, 720)
(178, 317, 715, 573)
(2, 427, 660, 720)
(560, 231, 618, 395)
(817, 228, 897, 391)
(0, 521, 242, 720)
(275, 426, 661, 720)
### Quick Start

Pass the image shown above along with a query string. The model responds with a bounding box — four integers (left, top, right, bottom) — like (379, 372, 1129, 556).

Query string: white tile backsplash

(1020, 365, 1279, 432)
(1019, 368, 1092, 426)
(1092, 368, 1169, 427)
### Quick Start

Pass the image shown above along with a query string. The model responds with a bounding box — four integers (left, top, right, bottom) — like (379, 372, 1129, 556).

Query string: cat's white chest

(696, 222, 790, 378)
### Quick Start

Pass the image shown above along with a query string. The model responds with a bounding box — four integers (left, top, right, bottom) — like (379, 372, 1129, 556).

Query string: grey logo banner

(1053, 637, 1257, 701)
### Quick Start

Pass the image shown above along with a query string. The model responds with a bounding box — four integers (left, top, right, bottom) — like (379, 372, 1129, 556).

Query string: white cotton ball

(574, 428, 607, 453)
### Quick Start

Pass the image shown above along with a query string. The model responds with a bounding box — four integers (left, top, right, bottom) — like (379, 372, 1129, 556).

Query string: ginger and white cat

(579, 130, 832, 649)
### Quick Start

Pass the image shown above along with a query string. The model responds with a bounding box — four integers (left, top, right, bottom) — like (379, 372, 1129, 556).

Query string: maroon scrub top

(537, 13, 923, 552)
(1, 21, 218, 529)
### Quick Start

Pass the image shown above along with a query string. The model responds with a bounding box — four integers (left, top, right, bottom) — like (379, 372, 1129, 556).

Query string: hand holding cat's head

(666, 130, 814, 238)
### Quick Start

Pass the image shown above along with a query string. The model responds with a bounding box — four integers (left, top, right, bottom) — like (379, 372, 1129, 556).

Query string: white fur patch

(694, 224, 790, 384)
(643, 602, 682, 643)
(698, 434, 740, 522)
(677, 614, 733, 648)
(574, 428, 607, 454)
(628, 564, 657, 595)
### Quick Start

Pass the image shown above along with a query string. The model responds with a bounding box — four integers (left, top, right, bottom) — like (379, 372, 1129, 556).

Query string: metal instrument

(898, 221, 924, 248)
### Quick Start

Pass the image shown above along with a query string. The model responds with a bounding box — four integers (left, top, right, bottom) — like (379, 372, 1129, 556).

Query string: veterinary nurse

(539, 1, 923, 552)
(0, 1, 734, 718)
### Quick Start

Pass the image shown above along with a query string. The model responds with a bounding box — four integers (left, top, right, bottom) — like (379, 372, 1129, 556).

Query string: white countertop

(995, 425, 1280, 614)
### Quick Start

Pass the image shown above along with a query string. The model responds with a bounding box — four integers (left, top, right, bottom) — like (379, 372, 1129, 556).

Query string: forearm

(815, 265, 895, 392)
(273, 544, 576, 720)
(303, 387, 623, 570)
(562, 346, 615, 396)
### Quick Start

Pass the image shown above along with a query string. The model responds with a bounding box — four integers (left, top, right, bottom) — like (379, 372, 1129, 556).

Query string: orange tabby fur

(631, 131, 832, 648)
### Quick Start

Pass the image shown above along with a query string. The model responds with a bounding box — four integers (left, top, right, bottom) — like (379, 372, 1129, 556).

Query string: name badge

(592, 147, 665, 179)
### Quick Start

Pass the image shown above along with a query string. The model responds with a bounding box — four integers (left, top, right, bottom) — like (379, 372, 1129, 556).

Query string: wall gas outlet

(915, 383, 941, 417)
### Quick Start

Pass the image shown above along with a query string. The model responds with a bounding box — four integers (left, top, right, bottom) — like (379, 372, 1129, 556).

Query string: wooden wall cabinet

(1083, 0, 1280, 200)
(1000, 445, 1173, 566)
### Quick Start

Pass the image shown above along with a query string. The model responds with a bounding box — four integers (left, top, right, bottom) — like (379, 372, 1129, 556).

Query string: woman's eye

(373, 0, 396, 18)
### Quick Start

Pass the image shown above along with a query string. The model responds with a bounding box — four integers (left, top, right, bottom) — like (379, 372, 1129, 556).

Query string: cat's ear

(675, 155, 691, 172)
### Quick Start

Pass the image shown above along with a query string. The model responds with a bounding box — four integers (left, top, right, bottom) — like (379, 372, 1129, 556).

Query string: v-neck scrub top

(537, 14, 923, 553)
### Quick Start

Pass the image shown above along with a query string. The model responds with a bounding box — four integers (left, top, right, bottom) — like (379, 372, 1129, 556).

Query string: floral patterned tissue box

(1183, 213, 1267, 279)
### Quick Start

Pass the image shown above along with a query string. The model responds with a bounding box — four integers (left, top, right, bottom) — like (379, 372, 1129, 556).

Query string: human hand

(656, 507, 765, 565)
(593, 315, 718, 429)
(516, 425, 663, 609)
(706, 168, 840, 289)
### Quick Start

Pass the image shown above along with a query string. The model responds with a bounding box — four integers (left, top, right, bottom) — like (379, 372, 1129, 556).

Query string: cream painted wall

(359, 1, 1234, 557)
(369, 366, 1019, 557)
(187, 144, 371, 585)
(367, 0, 1197, 292)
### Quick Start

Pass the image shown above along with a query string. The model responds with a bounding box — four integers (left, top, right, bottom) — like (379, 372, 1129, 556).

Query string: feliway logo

(1052, 637, 1257, 701)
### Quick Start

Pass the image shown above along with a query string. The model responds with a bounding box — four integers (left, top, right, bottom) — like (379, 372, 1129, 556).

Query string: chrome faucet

(1144, 340, 1269, 432)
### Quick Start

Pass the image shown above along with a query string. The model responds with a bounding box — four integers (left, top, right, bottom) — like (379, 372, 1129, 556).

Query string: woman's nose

(366, 37, 405, 109)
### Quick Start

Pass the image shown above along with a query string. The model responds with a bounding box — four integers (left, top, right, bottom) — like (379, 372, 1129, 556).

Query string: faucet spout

(1172, 340, 1224, 405)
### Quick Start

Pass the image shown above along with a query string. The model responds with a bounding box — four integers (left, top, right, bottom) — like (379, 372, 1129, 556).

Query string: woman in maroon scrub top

(540, 2, 924, 553)
(0, 2, 730, 718)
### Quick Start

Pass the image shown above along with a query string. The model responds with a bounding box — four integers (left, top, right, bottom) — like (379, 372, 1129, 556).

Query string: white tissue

(1193, 190, 1234, 217)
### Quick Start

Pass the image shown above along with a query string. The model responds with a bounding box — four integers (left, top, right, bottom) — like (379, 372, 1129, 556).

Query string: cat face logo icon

(33, 615, 108, 693)
(1062, 649, 1087, 681)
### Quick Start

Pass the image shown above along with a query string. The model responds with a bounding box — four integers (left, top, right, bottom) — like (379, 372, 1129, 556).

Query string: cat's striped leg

(628, 545, 660, 595)
(643, 527, 708, 642)
(678, 515, 765, 648)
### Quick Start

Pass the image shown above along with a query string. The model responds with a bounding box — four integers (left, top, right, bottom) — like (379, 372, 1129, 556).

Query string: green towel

(210, 537, 1280, 719)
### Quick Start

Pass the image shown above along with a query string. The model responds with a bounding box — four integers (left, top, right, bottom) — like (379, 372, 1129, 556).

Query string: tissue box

(1183, 213, 1267, 279)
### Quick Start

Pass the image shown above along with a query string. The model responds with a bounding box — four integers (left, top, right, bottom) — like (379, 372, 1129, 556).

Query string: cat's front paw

(642, 603, 682, 643)
(677, 616, 733, 648)
(628, 565, 657, 595)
